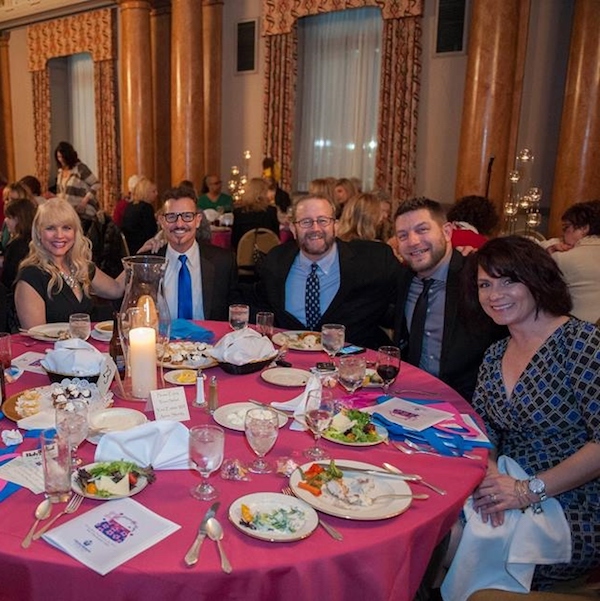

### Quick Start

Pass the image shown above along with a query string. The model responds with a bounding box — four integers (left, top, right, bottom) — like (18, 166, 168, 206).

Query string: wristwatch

(528, 476, 547, 514)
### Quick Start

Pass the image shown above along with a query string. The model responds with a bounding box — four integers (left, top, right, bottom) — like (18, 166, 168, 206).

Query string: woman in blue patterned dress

(462, 235, 600, 589)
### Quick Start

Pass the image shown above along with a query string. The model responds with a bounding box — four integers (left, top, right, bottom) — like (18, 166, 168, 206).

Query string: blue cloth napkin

(170, 319, 215, 343)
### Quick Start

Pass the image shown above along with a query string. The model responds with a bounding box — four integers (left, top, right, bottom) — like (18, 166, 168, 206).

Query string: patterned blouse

(57, 161, 100, 219)
(472, 318, 600, 588)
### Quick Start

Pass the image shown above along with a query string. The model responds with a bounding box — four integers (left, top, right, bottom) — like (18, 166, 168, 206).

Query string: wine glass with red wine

(376, 346, 401, 394)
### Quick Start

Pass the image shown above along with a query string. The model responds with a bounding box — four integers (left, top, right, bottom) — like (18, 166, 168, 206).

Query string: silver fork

(398, 439, 479, 460)
(33, 494, 84, 540)
(281, 487, 343, 541)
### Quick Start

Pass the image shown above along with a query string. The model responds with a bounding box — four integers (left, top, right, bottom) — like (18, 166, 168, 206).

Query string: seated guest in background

(544, 200, 600, 323)
(256, 195, 400, 349)
(150, 186, 238, 321)
(1, 182, 34, 251)
(197, 174, 233, 213)
(18, 175, 46, 206)
(454, 235, 600, 592)
(308, 178, 335, 204)
(1, 197, 37, 290)
(337, 192, 382, 242)
(14, 198, 125, 328)
(393, 197, 504, 400)
(374, 191, 394, 242)
(232, 178, 280, 249)
(262, 156, 291, 215)
(121, 176, 158, 254)
(113, 174, 140, 228)
(333, 177, 359, 215)
(447, 194, 500, 249)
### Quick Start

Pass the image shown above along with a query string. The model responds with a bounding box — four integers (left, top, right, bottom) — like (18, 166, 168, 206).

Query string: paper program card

(364, 397, 454, 431)
(150, 387, 190, 422)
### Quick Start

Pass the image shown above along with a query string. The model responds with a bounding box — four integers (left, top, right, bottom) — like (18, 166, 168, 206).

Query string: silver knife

(184, 501, 219, 567)
(314, 463, 422, 482)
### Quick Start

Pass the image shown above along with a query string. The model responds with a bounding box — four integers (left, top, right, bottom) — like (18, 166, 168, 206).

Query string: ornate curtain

(27, 8, 119, 212)
(262, 0, 423, 201)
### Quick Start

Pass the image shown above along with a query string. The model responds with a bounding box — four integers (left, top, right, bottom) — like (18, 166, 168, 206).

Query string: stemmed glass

(376, 346, 401, 394)
(321, 324, 345, 359)
(55, 399, 89, 466)
(303, 390, 334, 460)
(244, 408, 279, 473)
(338, 355, 367, 393)
(189, 425, 225, 501)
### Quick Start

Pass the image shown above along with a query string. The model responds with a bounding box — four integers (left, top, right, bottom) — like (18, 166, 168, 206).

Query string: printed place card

(150, 387, 190, 422)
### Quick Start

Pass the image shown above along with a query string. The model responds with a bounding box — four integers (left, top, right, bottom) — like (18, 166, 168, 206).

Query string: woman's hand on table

(472, 473, 526, 527)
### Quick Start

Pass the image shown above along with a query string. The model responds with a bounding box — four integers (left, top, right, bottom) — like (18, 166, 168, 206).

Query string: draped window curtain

(262, 0, 423, 204)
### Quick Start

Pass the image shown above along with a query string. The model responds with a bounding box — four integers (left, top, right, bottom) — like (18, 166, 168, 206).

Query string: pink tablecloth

(210, 227, 232, 248)
(0, 323, 487, 601)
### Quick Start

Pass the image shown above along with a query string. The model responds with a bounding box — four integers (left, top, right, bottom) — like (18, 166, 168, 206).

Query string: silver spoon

(382, 462, 447, 496)
(22, 498, 52, 548)
(205, 517, 232, 574)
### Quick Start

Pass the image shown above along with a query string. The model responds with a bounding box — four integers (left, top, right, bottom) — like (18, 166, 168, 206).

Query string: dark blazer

(156, 242, 239, 322)
(256, 239, 400, 349)
(393, 249, 506, 401)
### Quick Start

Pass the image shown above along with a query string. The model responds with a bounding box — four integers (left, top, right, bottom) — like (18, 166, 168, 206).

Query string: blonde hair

(337, 193, 381, 242)
(3, 182, 32, 204)
(334, 178, 359, 204)
(20, 198, 93, 297)
(132, 177, 157, 205)
(308, 178, 335, 203)
(238, 178, 270, 212)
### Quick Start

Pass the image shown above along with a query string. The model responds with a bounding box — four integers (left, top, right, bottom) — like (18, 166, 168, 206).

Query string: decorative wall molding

(0, 0, 114, 29)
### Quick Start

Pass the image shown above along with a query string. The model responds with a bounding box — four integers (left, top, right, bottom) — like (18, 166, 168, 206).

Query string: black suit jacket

(393, 249, 506, 401)
(256, 239, 400, 349)
(156, 242, 239, 322)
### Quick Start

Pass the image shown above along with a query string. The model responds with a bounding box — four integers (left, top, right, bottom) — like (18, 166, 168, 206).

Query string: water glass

(0, 332, 11, 369)
(229, 304, 250, 330)
(256, 312, 275, 338)
(321, 324, 345, 358)
(338, 355, 367, 393)
(244, 408, 279, 473)
(69, 313, 91, 340)
(303, 390, 334, 460)
(55, 399, 89, 466)
(41, 429, 72, 503)
(189, 425, 225, 501)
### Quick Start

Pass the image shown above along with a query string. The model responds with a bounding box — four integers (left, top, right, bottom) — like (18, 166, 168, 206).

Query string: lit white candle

(130, 327, 157, 398)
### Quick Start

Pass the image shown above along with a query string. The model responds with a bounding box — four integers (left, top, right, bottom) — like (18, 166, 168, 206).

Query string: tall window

(294, 8, 383, 191)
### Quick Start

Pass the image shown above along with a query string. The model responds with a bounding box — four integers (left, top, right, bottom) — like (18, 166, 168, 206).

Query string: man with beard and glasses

(255, 195, 400, 349)
(393, 197, 505, 400)
(150, 187, 239, 321)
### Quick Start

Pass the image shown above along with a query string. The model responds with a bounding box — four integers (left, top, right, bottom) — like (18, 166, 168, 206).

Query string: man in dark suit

(256, 195, 400, 349)
(155, 187, 238, 321)
(393, 197, 505, 400)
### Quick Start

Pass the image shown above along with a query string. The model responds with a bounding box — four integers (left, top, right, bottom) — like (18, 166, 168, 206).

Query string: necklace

(60, 268, 80, 290)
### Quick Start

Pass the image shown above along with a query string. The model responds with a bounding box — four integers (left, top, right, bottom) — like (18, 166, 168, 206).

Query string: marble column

(118, 0, 155, 183)
(0, 31, 15, 182)
(455, 0, 527, 212)
(202, 0, 223, 178)
(171, 0, 204, 186)
(150, 0, 172, 193)
(549, 0, 600, 236)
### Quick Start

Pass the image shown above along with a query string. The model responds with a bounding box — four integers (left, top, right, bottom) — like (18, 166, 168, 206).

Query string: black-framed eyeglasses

(163, 211, 198, 223)
(293, 217, 335, 229)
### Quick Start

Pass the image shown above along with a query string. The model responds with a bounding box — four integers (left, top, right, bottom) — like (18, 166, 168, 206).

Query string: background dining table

(0, 321, 487, 601)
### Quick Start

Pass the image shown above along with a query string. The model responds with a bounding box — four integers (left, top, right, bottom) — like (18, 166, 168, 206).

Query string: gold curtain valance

(27, 7, 115, 71)
(262, 0, 423, 35)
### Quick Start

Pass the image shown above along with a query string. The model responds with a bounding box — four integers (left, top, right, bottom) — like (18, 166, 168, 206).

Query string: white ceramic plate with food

(363, 368, 384, 388)
(87, 408, 147, 444)
(163, 369, 198, 386)
(160, 356, 217, 370)
(94, 320, 114, 334)
(260, 367, 312, 387)
(72, 462, 149, 500)
(289, 460, 412, 520)
(25, 323, 70, 341)
(90, 329, 112, 342)
(272, 331, 323, 352)
(212, 402, 288, 432)
(322, 423, 388, 447)
(229, 492, 319, 542)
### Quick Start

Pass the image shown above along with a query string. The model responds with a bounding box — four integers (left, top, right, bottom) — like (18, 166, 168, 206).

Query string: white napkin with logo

(41, 339, 104, 376)
(95, 421, 189, 470)
(271, 374, 322, 431)
(210, 329, 276, 365)
(441, 455, 572, 601)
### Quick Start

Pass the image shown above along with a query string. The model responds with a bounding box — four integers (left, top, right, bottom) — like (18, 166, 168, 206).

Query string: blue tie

(305, 263, 321, 330)
(178, 254, 193, 319)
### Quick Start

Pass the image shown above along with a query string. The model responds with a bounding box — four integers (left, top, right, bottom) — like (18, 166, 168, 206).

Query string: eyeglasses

(293, 217, 335, 229)
(163, 211, 198, 223)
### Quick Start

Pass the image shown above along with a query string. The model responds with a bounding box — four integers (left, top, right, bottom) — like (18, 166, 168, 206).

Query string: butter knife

(184, 501, 219, 567)
(315, 463, 423, 482)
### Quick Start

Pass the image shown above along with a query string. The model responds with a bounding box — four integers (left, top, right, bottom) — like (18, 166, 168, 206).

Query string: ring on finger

(490, 493, 498, 502)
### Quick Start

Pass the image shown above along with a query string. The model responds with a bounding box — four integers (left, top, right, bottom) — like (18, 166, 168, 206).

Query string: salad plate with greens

(322, 408, 388, 446)
(72, 461, 155, 500)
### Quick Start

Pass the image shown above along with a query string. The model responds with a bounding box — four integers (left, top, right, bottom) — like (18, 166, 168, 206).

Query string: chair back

(237, 228, 280, 276)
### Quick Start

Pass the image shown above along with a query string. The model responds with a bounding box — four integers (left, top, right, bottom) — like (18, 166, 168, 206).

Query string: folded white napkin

(272, 374, 322, 431)
(41, 339, 104, 376)
(210, 329, 276, 366)
(441, 455, 572, 601)
(95, 421, 190, 470)
(220, 212, 234, 226)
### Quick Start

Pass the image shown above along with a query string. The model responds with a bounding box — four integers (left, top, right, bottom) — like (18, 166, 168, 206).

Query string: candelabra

(228, 150, 251, 202)
(503, 148, 542, 235)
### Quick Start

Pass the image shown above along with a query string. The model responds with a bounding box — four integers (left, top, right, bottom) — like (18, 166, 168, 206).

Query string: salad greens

(240, 504, 306, 533)
(325, 409, 381, 443)
(75, 461, 155, 498)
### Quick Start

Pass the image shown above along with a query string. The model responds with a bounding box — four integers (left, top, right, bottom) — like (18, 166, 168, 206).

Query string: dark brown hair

(561, 200, 600, 236)
(5, 197, 37, 240)
(394, 197, 447, 224)
(447, 195, 499, 236)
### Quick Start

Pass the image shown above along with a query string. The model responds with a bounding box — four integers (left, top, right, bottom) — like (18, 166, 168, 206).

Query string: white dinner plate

(26, 323, 70, 341)
(72, 462, 149, 500)
(272, 331, 323, 352)
(229, 492, 319, 542)
(261, 367, 312, 387)
(87, 407, 147, 444)
(94, 320, 114, 334)
(90, 329, 112, 342)
(212, 402, 288, 432)
(163, 369, 197, 386)
(160, 356, 217, 370)
(322, 423, 388, 447)
(363, 368, 384, 388)
(289, 460, 412, 520)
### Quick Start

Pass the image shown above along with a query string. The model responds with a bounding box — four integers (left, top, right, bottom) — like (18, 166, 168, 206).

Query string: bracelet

(514, 479, 531, 512)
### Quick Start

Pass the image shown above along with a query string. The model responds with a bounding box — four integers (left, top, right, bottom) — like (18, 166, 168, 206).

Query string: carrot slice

(298, 481, 322, 496)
